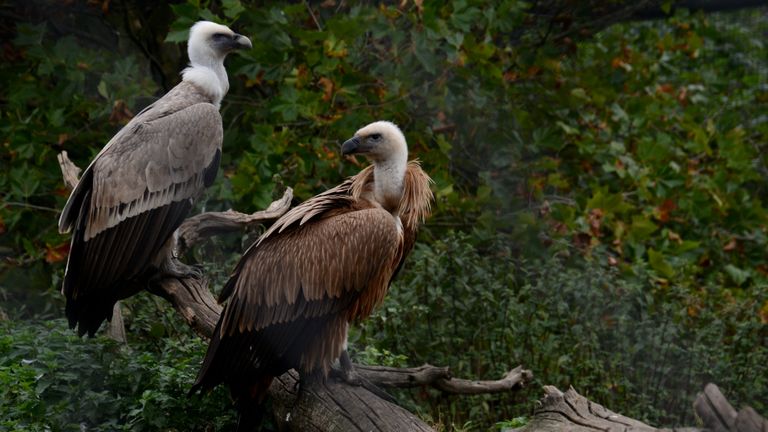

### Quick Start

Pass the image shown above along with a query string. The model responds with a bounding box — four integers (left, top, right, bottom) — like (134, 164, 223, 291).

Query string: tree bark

(513, 384, 767, 432)
(693, 383, 768, 432)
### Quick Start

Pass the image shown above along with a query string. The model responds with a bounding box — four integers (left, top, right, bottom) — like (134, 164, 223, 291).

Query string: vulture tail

(234, 379, 272, 432)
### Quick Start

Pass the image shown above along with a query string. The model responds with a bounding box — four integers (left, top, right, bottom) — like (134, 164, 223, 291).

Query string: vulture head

(183, 21, 252, 106)
(341, 121, 408, 164)
(188, 21, 252, 63)
(342, 121, 409, 212)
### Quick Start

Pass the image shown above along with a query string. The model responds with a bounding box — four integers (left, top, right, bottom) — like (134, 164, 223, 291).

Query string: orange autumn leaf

(503, 70, 519, 82)
(655, 199, 676, 222)
(588, 208, 604, 237)
(45, 243, 70, 264)
(318, 77, 334, 102)
(760, 301, 768, 325)
(109, 100, 134, 125)
(656, 83, 674, 94)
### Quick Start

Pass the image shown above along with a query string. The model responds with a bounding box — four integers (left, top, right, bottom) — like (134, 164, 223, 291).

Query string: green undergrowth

(0, 318, 236, 431)
(354, 231, 768, 430)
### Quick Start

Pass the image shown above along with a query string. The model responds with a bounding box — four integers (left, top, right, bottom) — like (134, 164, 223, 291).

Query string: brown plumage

(58, 21, 251, 336)
(191, 122, 432, 422)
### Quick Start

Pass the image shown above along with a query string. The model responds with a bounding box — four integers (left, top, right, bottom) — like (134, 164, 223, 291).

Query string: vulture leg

(160, 256, 203, 279)
(333, 350, 397, 403)
(336, 349, 362, 385)
(154, 233, 203, 280)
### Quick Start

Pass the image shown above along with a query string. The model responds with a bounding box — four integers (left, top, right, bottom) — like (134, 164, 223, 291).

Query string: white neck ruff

(181, 61, 228, 108)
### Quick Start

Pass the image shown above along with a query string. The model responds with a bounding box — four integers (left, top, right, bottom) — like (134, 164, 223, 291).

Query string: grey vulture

(58, 21, 252, 336)
(191, 121, 433, 426)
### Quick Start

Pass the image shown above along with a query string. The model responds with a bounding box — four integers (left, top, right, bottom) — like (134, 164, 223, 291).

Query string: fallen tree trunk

(514, 384, 766, 432)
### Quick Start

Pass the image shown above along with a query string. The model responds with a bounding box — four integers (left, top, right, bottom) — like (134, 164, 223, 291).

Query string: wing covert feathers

(221, 207, 402, 334)
(85, 102, 222, 240)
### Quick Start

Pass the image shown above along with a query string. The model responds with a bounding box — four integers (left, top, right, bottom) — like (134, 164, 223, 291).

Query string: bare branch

(518, 386, 705, 432)
(148, 276, 222, 339)
(357, 364, 532, 395)
(176, 189, 293, 252)
(694, 383, 768, 432)
(57, 151, 81, 190)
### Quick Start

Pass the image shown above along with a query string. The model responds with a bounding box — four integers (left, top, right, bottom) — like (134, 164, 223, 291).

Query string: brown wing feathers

(193, 161, 432, 406)
(192, 206, 402, 396)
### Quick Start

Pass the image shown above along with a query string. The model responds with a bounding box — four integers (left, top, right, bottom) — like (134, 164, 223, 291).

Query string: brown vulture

(191, 121, 433, 427)
(58, 21, 252, 336)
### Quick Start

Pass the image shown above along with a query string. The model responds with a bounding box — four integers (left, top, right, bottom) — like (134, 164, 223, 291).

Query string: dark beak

(341, 137, 361, 155)
(231, 34, 252, 50)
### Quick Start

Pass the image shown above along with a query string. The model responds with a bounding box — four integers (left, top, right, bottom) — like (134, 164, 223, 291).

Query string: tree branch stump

(514, 386, 703, 432)
(693, 383, 767, 432)
(515, 384, 767, 432)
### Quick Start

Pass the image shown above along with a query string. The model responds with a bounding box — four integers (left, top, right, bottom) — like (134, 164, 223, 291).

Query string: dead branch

(147, 276, 221, 339)
(513, 384, 767, 432)
(357, 364, 532, 395)
(176, 189, 292, 252)
(693, 383, 767, 432)
(57, 151, 81, 190)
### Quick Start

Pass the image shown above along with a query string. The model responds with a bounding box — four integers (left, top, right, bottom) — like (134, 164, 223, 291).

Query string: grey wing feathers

(60, 97, 222, 336)
(82, 103, 222, 240)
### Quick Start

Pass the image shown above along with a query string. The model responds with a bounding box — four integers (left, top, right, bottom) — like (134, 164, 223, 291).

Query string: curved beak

(341, 136, 361, 155)
(231, 34, 252, 50)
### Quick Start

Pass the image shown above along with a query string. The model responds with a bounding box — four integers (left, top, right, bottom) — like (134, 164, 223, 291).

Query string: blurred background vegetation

(1, 0, 767, 430)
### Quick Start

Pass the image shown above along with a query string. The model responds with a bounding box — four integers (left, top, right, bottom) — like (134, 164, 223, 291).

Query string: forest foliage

(0, 1, 767, 430)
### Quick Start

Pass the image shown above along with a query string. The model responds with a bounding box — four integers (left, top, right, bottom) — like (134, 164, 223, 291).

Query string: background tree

(1, 1, 766, 430)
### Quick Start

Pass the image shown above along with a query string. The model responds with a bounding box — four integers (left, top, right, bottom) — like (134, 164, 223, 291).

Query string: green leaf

(648, 248, 674, 278)
(222, 0, 245, 19)
(97, 80, 109, 99)
(724, 264, 750, 285)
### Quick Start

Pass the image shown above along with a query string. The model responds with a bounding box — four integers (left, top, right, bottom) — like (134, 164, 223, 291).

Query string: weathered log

(269, 370, 435, 432)
(515, 384, 768, 432)
(514, 386, 704, 432)
(693, 383, 768, 432)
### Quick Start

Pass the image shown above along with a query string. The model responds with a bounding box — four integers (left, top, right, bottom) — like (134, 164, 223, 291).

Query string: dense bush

(0, 318, 235, 431)
(356, 232, 768, 428)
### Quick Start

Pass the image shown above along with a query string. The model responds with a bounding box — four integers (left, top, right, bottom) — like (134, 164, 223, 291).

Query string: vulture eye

(370, 133, 382, 141)
(212, 33, 230, 41)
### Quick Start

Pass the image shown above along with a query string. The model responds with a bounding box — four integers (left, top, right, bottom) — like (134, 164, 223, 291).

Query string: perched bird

(58, 21, 252, 336)
(191, 121, 433, 428)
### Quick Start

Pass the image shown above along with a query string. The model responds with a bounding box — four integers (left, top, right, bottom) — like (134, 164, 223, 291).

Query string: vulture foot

(332, 350, 362, 386)
(160, 257, 203, 280)
(332, 350, 396, 403)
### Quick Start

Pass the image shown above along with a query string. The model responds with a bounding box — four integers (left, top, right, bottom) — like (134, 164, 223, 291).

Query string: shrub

(355, 231, 768, 429)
